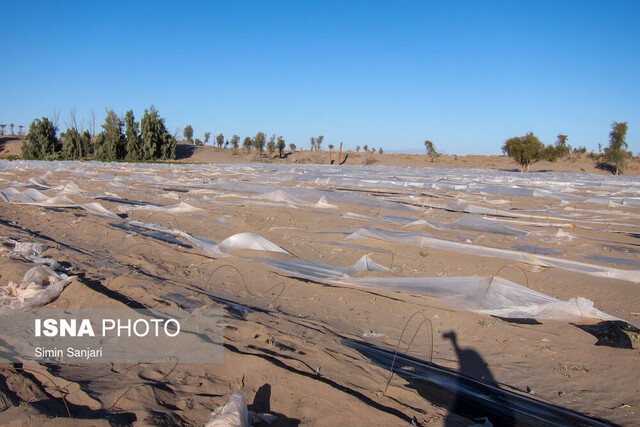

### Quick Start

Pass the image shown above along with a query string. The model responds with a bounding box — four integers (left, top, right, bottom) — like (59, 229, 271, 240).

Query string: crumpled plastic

(1, 237, 59, 269)
(205, 391, 276, 427)
(0, 265, 75, 309)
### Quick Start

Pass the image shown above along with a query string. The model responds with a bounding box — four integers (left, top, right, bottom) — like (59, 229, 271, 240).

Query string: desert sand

(0, 142, 639, 426)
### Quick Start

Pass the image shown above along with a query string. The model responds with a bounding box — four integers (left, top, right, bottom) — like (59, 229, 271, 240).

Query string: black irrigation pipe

(343, 338, 618, 427)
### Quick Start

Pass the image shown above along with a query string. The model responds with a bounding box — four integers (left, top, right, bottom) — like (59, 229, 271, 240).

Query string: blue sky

(1, 1, 639, 155)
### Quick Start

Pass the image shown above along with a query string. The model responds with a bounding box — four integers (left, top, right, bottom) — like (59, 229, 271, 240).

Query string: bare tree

(91, 109, 96, 137)
(67, 107, 79, 131)
(51, 108, 61, 131)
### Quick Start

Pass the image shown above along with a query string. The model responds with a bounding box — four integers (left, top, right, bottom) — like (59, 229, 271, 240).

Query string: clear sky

(1, 1, 639, 155)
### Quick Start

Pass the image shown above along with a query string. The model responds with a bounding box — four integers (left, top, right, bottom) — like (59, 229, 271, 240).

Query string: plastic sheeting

(127, 221, 290, 258)
(218, 232, 291, 255)
(1, 237, 59, 268)
(263, 254, 389, 283)
(263, 255, 623, 322)
(0, 265, 75, 309)
(345, 227, 640, 283)
(205, 391, 276, 427)
(132, 201, 205, 213)
(205, 391, 249, 427)
(405, 214, 529, 236)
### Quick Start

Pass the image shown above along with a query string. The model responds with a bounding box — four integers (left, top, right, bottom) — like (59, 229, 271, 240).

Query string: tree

(363, 144, 369, 152)
(502, 132, 545, 172)
(371, 147, 377, 153)
(67, 107, 81, 132)
(22, 117, 58, 159)
(204, 132, 211, 145)
(91, 109, 96, 138)
(254, 132, 266, 153)
(0, 124, 5, 135)
(544, 134, 571, 162)
(140, 106, 176, 160)
(10, 124, 14, 135)
(94, 109, 126, 161)
(243, 136, 253, 153)
(124, 110, 142, 161)
(276, 136, 286, 158)
(379, 147, 384, 154)
(603, 121, 631, 175)
(328, 144, 334, 151)
(316, 135, 324, 151)
(267, 134, 276, 157)
(310, 137, 316, 151)
(424, 140, 439, 160)
(18, 125, 24, 136)
(231, 134, 240, 153)
(183, 125, 194, 144)
(356, 145, 360, 153)
(62, 127, 91, 159)
(215, 133, 224, 149)
(289, 143, 296, 152)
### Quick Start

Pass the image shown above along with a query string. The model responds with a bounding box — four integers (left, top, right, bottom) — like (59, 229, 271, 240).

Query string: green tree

(95, 109, 126, 161)
(183, 125, 194, 144)
(0, 124, 5, 135)
(254, 132, 266, 153)
(363, 144, 369, 152)
(502, 132, 545, 172)
(545, 134, 571, 162)
(10, 124, 14, 135)
(603, 121, 631, 175)
(267, 134, 276, 157)
(328, 144, 334, 151)
(216, 133, 224, 149)
(379, 147, 384, 154)
(231, 134, 240, 153)
(61, 127, 91, 159)
(310, 137, 316, 151)
(356, 145, 361, 153)
(204, 132, 211, 145)
(243, 136, 253, 152)
(276, 136, 286, 158)
(18, 125, 24, 136)
(22, 117, 58, 159)
(140, 106, 176, 160)
(556, 134, 570, 156)
(124, 110, 142, 161)
(289, 143, 296, 152)
(316, 135, 324, 151)
(424, 140, 439, 159)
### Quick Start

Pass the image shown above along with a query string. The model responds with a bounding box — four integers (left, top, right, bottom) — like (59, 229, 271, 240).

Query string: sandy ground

(0, 150, 639, 426)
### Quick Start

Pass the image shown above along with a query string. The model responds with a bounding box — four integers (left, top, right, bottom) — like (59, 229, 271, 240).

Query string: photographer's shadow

(442, 331, 514, 426)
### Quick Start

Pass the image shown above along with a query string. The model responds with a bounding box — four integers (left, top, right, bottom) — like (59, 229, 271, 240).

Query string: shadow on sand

(343, 331, 614, 426)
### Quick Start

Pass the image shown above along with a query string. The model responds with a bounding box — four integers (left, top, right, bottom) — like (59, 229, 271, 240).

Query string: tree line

(20, 106, 176, 161)
(500, 122, 630, 174)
